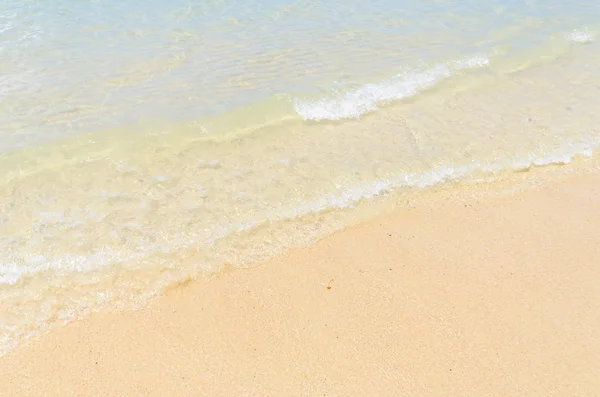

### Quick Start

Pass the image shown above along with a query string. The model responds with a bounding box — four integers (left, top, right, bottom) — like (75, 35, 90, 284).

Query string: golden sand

(1, 164, 600, 396)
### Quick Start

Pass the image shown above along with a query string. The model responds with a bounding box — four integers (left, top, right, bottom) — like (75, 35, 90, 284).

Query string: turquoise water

(1, 0, 598, 149)
(1, 0, 599, 354)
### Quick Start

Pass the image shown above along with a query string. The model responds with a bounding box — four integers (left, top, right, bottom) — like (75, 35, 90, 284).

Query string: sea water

(1, 0, 599, 354)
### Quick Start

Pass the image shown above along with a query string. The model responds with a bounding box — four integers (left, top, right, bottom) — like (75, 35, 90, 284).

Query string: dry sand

(2, 166, 600, 396)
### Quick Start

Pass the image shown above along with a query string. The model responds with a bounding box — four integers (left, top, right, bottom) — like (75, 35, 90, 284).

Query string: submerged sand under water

(1, 41, 600, 354)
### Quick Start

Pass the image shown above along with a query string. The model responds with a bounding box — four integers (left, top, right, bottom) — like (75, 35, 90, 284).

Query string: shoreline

(3, 38, 600, 356)
(2, 160, 600, 395)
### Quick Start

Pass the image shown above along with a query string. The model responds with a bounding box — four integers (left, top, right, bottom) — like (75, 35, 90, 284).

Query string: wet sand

(1, 164, 600, 396)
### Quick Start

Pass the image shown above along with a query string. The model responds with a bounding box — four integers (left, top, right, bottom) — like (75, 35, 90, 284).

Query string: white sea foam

(294, 55, 490, 121)
(567, 27, 594, 44)
(301, 136, 600, 214)
(1, 134, 597, 290)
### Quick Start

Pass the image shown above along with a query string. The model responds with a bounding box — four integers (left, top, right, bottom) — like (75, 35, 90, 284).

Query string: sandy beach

(3, 1, 600, 396)
(1, 161, 599, 396)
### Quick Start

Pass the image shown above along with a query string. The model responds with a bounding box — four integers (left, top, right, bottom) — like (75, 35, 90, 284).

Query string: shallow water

(2, 0, 599, 149)
(1, 0, 599, 354)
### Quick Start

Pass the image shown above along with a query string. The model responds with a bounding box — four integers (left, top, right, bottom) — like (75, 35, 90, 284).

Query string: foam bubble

(567, 27, 594, 44)
(294, 55, 490, 121)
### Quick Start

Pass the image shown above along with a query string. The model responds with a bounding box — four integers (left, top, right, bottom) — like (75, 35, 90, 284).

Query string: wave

(2, 134, 598, 288)
(293, 55, 490, 121)
(299, 136, 600, 211)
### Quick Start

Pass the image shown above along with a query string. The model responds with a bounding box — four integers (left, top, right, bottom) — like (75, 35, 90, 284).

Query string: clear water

(1, 0, 599, 354)
(2, 0, 599, 149)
